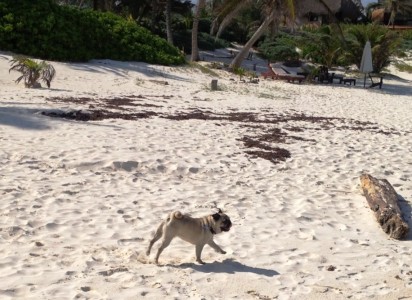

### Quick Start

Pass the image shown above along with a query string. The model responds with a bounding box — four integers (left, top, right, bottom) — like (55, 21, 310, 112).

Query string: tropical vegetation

(366, 0, 412, 28)
(342, 24, 402, 72)
(9, 56, 56, 88)
(0, 0, 410, 74)
(257, 23, 404, 73)
(0, 0, 185, 64)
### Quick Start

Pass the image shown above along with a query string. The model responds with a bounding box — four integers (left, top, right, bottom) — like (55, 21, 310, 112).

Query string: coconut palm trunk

(387, 0, 399, 28)
(165, 0, 174, 45)
(317, 0, 346, 45)
(191, 0, 206, 62)
(212, 0, 251, 39)
(93, 0, 108, 11)
(216, 4, 247, 39)
(229, 14, 274, 70)
(223, 0, 294, 70)
(368, 0, 412, 28)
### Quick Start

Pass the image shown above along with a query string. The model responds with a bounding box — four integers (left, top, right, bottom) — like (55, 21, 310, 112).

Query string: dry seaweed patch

(42, 110, 156, 121)
(161, 110, 399, 164)
(46, 95, 164, 109)
(41, 97, 400, 164)
(43, 95, 163, 120)
(245, 149, 291, 164)
(105, 97, 162, 109)
(240, 136, 291, 164)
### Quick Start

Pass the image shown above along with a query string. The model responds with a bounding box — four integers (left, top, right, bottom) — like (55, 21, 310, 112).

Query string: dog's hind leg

(154, 235, 173, 264)
(146, 221, 165, 256)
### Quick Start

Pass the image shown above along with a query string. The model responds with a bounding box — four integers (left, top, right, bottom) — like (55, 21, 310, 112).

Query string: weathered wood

(360, 174, 409, 239)
(211, 79, 218, 91)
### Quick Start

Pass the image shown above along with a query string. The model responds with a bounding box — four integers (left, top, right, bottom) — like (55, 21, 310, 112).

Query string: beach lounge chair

(262, 63, 305, 83)
(342, 78, 356, 86)
(369, 74, 383, 89)
(314, 66, 334, 83)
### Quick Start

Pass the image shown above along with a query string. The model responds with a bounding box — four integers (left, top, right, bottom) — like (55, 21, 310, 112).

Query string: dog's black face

(212, 212, 232, 232)
(220, 215, 232, 232)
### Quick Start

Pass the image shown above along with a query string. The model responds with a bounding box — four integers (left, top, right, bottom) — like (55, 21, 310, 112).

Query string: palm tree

(385, 0, 412, 28)
(191, 0, 206, 62)
(343, 24, 401, 72)
(165, 0, 174, 45)
(316, 0, 346, 45)
(227, 0, 349, 70)
(210, 0, 253, 39)
(367, 0, 412, 27)
(229, 0, 295, 70)
(9, 56, 56, 88)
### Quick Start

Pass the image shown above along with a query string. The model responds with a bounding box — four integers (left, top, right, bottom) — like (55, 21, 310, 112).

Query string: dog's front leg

(207, 239, 226, 254)
(195, 244, 206, 264)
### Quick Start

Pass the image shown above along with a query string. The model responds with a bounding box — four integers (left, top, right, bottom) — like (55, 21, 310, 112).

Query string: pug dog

(146, 209, 232, 264)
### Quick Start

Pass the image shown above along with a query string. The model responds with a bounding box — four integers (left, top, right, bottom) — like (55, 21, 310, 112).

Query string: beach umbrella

(360, 41, 373, 88)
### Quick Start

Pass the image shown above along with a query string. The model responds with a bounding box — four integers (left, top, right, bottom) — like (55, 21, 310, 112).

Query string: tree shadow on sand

(370, 82, 412, 96)
(174, 258, 279, 277)
(0, 107, 51, 130)
(67, 60, 192, 82)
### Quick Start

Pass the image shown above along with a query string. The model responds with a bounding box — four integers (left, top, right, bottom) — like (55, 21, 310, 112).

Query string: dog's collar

(203, 224, 216, 234)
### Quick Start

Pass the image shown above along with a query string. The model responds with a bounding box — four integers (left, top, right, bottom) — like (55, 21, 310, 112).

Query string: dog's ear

(212, 213, 221, 221)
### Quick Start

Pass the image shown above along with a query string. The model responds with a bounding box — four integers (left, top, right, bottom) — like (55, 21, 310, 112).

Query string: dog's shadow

(173, 258, 279, 277)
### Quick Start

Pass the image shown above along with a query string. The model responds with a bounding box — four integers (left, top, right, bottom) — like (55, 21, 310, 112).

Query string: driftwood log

(360, 174, 409, 239)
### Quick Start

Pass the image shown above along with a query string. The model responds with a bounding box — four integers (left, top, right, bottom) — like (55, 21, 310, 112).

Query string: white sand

(1, 50, 412, 300)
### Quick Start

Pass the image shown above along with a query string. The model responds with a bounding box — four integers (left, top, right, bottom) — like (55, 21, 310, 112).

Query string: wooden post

(211, 79, 218, 91)
(360, 174, 409, 239)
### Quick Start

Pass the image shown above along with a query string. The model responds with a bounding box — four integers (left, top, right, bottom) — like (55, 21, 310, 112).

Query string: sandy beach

(1, 50, 412, 299)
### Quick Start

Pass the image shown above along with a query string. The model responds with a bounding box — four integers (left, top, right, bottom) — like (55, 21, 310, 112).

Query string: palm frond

(9, 56, 56, 88)
(41, 63, 56, 88)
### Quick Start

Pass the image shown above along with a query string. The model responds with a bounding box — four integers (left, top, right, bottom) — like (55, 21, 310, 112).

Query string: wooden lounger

(262, 64, 305, 83)
(369, 74, 383, 89)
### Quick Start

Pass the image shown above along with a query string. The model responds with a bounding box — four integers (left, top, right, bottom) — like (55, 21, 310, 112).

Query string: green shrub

(259, 43, 299, 62)
(0, 0, 185, 65)
(400, 29, 412, 42)
(233, 66, 246, 80)
(298, 26, 343, 67)
(394, 62, 412, 73)
(400, 30, 412, 52)
(258, 25, 403, 73)
(258, 34, 300, 63)
(173, 30, 229, 54)
(340, 24, 402, 73)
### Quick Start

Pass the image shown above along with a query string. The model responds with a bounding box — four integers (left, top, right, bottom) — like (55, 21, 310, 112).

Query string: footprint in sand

(2, 226, 28, 240)
(112, 161, 139, 172)
(117, 238, 144, 246)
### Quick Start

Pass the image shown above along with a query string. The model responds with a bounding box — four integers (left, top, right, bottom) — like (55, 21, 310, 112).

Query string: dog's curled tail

(171, 211, 183, 220)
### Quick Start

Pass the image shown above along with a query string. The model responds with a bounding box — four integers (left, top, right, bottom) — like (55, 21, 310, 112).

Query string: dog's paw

(196, 259, 206, 265)
(221, 250, 226, 254)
